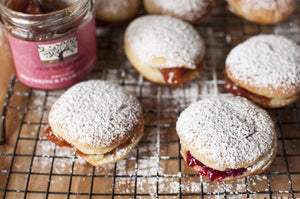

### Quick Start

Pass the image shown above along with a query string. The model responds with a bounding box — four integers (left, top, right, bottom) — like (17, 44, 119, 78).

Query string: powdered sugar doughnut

(225, 34, 300, 108)
(124, 15, 206, 87)
(227, 0, 296, 24)
(176, 95, 277, 181)
(94, 0, 140, 27)
(47, 80, 144, 166)
(143, 0, 213, 25)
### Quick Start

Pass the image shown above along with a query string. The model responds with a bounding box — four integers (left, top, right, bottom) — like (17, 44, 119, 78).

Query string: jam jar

(0, 0, 97, 90)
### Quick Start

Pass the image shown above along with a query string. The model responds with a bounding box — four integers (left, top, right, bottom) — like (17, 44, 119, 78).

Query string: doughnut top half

(95, 0, 131, 14)
(125, 15, 205, 69)
(176, 95, 276, 171)
(49, 80, 143, 149)
(148, 0, 212, 21)
(226, 34, 300, 98)
(237, 0, 295, 11)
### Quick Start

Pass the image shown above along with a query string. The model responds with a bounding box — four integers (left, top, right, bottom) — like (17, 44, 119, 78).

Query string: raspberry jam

(45, 127, 72, 147)
(45, 127, 87, 156)
(7, 0, 70, 14)
(160, 68, 189, 87)
(186, 151, 247, 181)
(12, 0, 42, 14)
(160, 61, 205, 87)
(224, 72, 271, 107)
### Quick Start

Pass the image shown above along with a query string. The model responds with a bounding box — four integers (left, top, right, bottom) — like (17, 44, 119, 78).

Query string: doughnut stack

(45, 0, 299, 183)
(124, 15, 206, 87)
(94, 0, 140, 27)
(48, 81, 144, 166)
(226, 0, 296, 24)
(225, 34, 300, 108)
(177, 96, 277, 181)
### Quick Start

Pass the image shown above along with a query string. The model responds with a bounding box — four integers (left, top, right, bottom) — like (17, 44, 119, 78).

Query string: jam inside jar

(0, 0, 97, 90)
(7, 0, 43, 14)
(6, 0, 72, 14)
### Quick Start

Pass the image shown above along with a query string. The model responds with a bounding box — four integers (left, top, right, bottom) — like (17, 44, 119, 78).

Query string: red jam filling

(45, 127, 87, 156)
(45, 127, 133, 157)
(160, 68, 189, 87)
(224, 72, 271, 107)
(160, 61, 205, 87)
(186, 151, 247, 181)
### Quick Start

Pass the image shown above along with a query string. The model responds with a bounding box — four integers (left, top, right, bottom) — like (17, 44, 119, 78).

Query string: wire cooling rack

(1, 0, 300, 198)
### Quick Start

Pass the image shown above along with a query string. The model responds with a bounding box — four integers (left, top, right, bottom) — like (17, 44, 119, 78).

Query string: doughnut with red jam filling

(176, 95, 277, 181)
(48, 80, 144, 166)
(124, 15, 206, 87)
(225, 34, 300, 108)
(143, 0, 213, 25)
(226, 0, 296, 24)
(94, 0, 140, 27)
(184, 150, 247, 181)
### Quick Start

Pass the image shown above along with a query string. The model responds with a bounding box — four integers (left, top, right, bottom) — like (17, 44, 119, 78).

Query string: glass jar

(0, 0, 97, 90)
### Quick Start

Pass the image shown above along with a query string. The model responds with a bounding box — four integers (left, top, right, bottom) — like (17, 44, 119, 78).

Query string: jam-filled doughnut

(143, 0, 213, 25)
(176, 95, 277, 181)
(94, 0, 140, 27)
(124, 15, 206, 87)
(226, 0, 296, 24)
(225, 34, 300, 108)
(47, 80, 144, 166)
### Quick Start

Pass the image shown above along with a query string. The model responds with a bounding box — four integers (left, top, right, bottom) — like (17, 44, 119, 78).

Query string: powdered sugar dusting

(226, 34, 300, 94)
(239, 0, 294, 11)
(150, 0, 211, 21)
(176, 95, 276, 170)
(125, 15, 205, 69)
(49, 80, 143, 148)
(274, 17, 300, 42)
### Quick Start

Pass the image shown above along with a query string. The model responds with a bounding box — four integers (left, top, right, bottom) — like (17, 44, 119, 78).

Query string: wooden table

(0, 30, 14, 132)
(0, 1, 299, 198)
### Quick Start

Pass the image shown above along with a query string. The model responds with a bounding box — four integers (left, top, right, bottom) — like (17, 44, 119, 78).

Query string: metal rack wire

(1, 0, 300, 198)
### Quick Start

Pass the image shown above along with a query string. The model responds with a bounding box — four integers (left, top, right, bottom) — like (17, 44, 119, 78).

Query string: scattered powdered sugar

(35, 141, 56, 157)
(21, 134, 271, 196)
(226, 34, 300, 94)
(150, 0, 212, 21)
(176, 95, 276, 170)
(223, 179, 247, 194)
(115, 178, 135, 194)
(137, 177, 157, 196)
(116, 159, 135, 176)
(52, 158, 73, 173)
(274, 17, 300, 42)
(274, 17, 300, 36)
(181, 180, 203, 193)
(202, 181, 225, 194)
(159, 178, 180, 193)
(49, 80, 143, 148)
(239, 0, 294, 11)
(138, 158, 160, 176)
(95, 162, 115, 174)
(125, 15, 205, 69)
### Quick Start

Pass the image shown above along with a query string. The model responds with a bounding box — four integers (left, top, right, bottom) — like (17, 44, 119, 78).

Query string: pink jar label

(8, 17, 97, 90)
